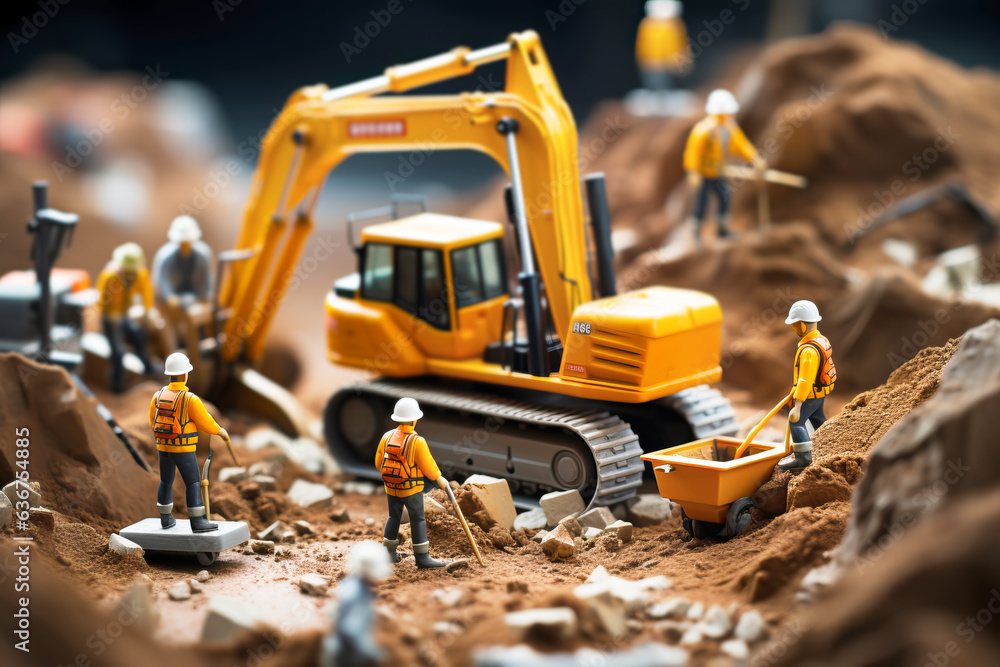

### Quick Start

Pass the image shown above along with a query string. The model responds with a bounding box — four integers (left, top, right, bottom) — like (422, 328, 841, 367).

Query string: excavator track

(324, 380, 737, 509)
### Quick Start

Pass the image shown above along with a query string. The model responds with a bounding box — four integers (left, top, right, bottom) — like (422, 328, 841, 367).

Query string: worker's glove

(686, 171, 702, 190)
(752, 154, 767, 171)
(217, 427, 231, 445)
(436, 476, 449, 491)
(788, 405, 801, 423)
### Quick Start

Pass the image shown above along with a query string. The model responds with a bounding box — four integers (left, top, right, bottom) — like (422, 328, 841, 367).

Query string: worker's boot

(189, 506, 218, 533)
(412, 542, 446, 569)
(384, 538, 402, 564)
(717, 215, 734, 239)
(777, 440, 812, 471)
(158, 502, 176, 529)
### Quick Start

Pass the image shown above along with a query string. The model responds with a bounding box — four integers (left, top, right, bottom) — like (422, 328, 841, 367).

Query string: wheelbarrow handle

(734, 392, 793, 459)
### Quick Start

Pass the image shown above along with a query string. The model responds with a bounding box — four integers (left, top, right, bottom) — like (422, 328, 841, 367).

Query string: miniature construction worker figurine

(683, 89, 766, 245)
(636, 1, 688, 93)
(779, 300, 836, 471)
(376, 397, 450, 569)
(152, 215, 214, 356)
(321, 541, 393, 667)
(96, 242, 156, 392)
(149, 352, 232, 532)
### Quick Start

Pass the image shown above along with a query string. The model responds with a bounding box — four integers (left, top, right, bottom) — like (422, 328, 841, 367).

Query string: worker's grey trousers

(383, 491, 428, 545)
(789, 396, 827, 444)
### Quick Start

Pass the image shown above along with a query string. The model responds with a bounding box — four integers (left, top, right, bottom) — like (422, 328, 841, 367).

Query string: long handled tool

(442, 484, 485, 566)
(723, 165, 808, 231)
(200, 436, 241, 519)
(734, 391, 793, 459)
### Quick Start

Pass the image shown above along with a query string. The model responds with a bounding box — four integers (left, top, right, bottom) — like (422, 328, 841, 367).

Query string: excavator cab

(326, 212, 510, 373)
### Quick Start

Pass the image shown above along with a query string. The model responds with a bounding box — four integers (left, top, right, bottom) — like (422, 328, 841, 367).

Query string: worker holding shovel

(779, 301, 836, 471)
(377, 397, 482, 569)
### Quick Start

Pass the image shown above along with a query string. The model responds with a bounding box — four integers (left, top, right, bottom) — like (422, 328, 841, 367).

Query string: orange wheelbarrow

(640, 392, 792, 539)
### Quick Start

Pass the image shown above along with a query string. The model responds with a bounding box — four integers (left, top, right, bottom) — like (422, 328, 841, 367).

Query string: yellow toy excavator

(212, 31, 736, 508)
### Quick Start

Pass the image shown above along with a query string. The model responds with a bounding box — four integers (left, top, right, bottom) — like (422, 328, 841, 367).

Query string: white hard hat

(646, 0, 682, 19)
(785, 300, 822, 325)
(347, 541, 393, 581)
(705, 89, 739, 115)
(164, 352, 194, 375)
(112, 242, 146, 271)
(391, 397, 423, 422)
(168, 215, 202, 243)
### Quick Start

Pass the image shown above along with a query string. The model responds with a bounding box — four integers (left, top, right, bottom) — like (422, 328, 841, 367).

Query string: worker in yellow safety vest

(635, 1, 689, 92)
(96, 242, 156, 392)
(683, 89, 766, 244)
(779, 300, 836, 471)
(376, 397, 450, 569)
(148, 352, 232, 532)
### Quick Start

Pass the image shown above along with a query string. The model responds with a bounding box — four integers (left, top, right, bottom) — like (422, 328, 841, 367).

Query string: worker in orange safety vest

(779, 300, 836, 471)
(148, 352, 232, 532)
(683, 89, 766, 244)
(635, 1, 689, 92)
(96, 242, 156, 392)
(376, 397, 450, 569)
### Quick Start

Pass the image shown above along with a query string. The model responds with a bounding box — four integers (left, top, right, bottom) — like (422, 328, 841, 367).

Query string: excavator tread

(663, 385, 739, 439)
(349, 380, 645, 508)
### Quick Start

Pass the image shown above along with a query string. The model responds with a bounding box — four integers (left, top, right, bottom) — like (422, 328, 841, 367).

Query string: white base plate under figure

(120, 518, 250, 566)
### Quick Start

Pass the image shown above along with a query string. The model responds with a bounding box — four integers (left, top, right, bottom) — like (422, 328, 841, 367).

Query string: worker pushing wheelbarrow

(641, 300, 836, 539)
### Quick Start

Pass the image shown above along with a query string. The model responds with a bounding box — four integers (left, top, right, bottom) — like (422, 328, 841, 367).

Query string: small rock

(364, 517, 375, 527)
(721, 638, 750, 660)
(626, 618, 644, 635)
(120, 577, 158, 636)
(610, 503, 628, 520)
(504, 607, 578, 642)
(109, 534, 145, 558)
(287, 479, 334, 508)
(431, 587, 465, 607)
(329, 507, 350, 523)
(686, 601, 704, 620)
(433, 620, 461, 637)
(188, 579, 203, 594)
(196, 570, 211, 583)
(734, 609, 768, 643)
(603, 520, 634, 543)
(251, 474, 277, 491)
(558, 515, 582, 537)
(424, 496, 447, 516)
(539, 489, 585, 525)
(0, 492, 11, 528)
(236, 478, 262, 500)
(168, 581, 191, 601)
(28, 507, 55, 531)
(680, 626, 703, 646)
(698, 604, 733, 639)
(582, 526, 603, 540)
(2, 480, 41, 509)
(648, 598, 691, 620)
(299, 573, 331, 596)
(202, 596, 276, 642)
(446, 559, 470, 573)
(461, 475, 517, 530)
(626, 493, 673, 527)
(218, 467, 248, 484)
(577, 506, 616, 530)
(540, 525, 576, 561)
(291, 520, 315, 536)
(249, 540, 275, 555)
(513, 507, 548, 531)
(343, 480, 378, 496)
(636, 575, 671, 591)
(245, 426, 292, 452)
(248, 453, 288, 478)
(259, 520, 295, 543)
(586, 565, 611, 583)
(531, 529, 549, 544)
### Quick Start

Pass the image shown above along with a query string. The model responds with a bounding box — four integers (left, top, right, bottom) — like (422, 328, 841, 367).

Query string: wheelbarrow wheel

(722, 497, 754, 538)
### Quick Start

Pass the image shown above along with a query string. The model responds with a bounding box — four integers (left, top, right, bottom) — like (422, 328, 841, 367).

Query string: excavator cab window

(451, 239, 507, 308)
(361, 242, 450, 330)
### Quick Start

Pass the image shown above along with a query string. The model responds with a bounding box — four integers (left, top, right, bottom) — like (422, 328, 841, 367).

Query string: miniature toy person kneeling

(376, 398, 450, 568)
(149, 352, 232, 532)
(779, 301, 836, 471)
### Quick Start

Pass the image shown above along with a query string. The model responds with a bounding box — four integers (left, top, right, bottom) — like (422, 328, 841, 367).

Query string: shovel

(442, 484, 485, 566)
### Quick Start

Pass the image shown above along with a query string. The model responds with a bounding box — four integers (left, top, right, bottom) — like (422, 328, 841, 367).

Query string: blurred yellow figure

(97, 242, 155, 391)
(636, 0, 688, 91)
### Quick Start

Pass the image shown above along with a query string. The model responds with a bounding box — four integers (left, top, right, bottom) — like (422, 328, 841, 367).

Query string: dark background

(3, 0, 999, 144)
